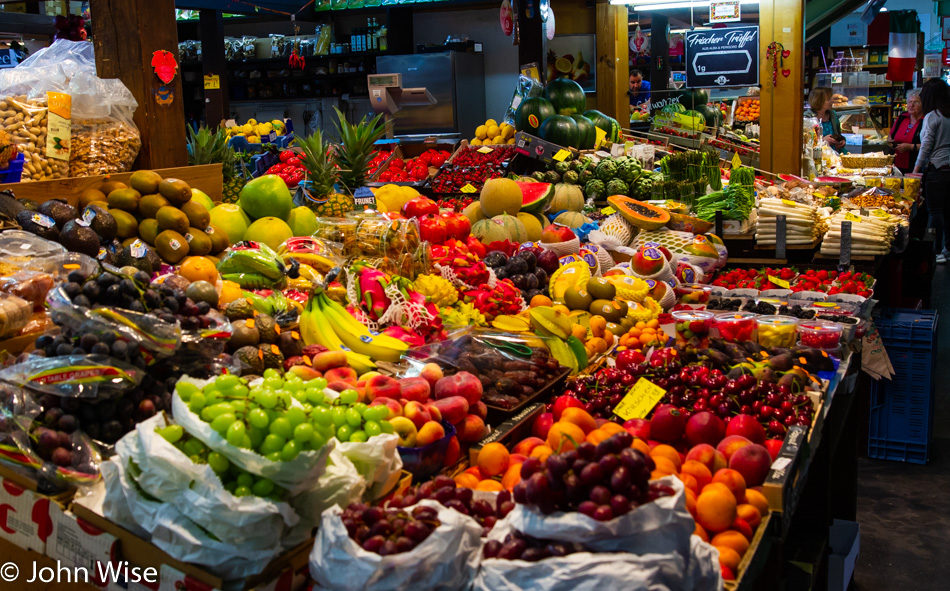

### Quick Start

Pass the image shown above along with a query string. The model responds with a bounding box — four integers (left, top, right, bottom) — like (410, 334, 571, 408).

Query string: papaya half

(606, 195, 672, 230)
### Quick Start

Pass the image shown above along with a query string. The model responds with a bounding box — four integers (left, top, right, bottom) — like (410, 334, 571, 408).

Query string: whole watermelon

(516, 97, 556, 134)
(678, 88, 710, 110)
(538, 115, 579, 148)
(570, 114, 596, 150)
(583, 109, 621, 143)
(544, 78, 587, 116)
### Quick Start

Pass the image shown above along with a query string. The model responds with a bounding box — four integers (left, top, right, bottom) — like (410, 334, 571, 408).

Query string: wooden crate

(724, 512, 775, 590)
(0, 164, 224, 205)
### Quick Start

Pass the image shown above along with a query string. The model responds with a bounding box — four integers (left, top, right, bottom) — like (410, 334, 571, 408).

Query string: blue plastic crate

(0, 153, 24, 183)
(868, 308, 938, 464)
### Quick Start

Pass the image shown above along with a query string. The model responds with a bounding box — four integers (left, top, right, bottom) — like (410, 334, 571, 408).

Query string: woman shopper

(804, 87, 845, 151)
(890, 90, 923, 174)
(913, 78, 950, 263)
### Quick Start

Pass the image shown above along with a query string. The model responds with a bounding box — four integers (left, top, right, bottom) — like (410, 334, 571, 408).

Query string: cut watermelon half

(517, 181, 554, 214)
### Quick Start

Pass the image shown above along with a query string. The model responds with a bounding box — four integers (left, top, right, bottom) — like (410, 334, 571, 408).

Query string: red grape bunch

(341, 503, 441, 555)
(483, 531, 587, 561)
(389, 475, 514, 536)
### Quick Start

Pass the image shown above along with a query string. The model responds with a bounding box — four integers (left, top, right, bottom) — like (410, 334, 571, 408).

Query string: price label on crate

(845, 212, 862, 223)
(477, 146, 494, 154)
(781, 199, 797, 207)
(460, 183, 478, 193)
(613, 378, 666, 421)
(601, 206, 617, 215)
(767, 275, 790, 289)
(552, 149, 571, 162)
(731, 152, 742, 169)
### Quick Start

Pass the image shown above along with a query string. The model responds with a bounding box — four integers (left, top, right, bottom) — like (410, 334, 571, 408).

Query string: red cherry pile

(431, 146, 515, 194)
(389, 475, 513, 536)
(483, 531, 587, 561)
(341, 503, 440, 555)
(266, 149, 306, 187)
(376, 149, 450, 183)
(512, 432, 674, 520)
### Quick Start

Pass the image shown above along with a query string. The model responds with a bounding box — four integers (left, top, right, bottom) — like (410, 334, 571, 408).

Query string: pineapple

(332, 107, 385, 194)
(294, 129, 354, 216)
(187, 125, 247, 203)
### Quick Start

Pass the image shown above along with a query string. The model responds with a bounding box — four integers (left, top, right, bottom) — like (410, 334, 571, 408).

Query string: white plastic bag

(503, 476, 695, 559)
(337, 433, 402, 500)
(684, 534, 723, 591)
(309, 500, 482, 591)
(291, 446, 366, 531)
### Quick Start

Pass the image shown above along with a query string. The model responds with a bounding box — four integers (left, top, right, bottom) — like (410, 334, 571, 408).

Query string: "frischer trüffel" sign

(685, 25, 759, 87)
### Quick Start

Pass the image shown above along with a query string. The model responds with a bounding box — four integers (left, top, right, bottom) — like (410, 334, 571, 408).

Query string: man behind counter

(629, 70, 651, 108)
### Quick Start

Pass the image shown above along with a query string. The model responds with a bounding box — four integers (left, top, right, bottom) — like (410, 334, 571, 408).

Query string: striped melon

(492, 214, 528, 243)
(553, 211, 591, 228)
(472, 218, 510, 244)
(549, 183, 585, 213)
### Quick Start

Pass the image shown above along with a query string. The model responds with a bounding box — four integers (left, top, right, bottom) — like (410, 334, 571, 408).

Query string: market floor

(853, 265, 950, 590)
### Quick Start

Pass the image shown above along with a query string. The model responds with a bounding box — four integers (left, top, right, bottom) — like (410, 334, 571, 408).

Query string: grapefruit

(288, 206, 318, 236)
(239, 174, 293, 221)
(209, 204, 251, 244)
(244, 216, 293, 251)
(190, 189, 215, 211)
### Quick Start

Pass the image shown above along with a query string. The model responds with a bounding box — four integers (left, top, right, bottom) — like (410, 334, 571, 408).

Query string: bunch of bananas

(298, 288, 410, 372)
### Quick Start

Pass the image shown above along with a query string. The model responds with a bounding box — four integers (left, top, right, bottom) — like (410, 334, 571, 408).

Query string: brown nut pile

(69, 118, 141, 177)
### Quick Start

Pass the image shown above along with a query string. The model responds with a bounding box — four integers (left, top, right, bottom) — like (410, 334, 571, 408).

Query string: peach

(472, 400, 488, 420)
(686, 443, 728, 474)
(403, 401, 433, 429)
(356, 371, 382, 387)
(509, 453, 528, 464)
(457, 414, 487, 443)
(711, 468, 747, 503)
(364, 375, 401, 401)
(685, 411, 726, 447)
(328, 381, 355, 393)
(716, 435, 752, 461)
(725, 414, 766, 444)
(369, 397, 402, 419)
(532, 412, 554, 439)
(444, 435, 461, 465)
(324, 366, 357, 386)
(416, 420, 446, 446)
(420, 362, 444, 388)
(399, 376, 431, 403)
(552, 394, 584, 420)
(425, 403, 443, 423)
(559, 407, 597, 434)
(434, 371, 483, 405)
(286, 365, 322, 381)
(728, 443, 772, 487)
(310, 350, 348, 372)
(389, 416, 417, 447)
(430, 396, 469, 425)
(512, 436, 546, 456)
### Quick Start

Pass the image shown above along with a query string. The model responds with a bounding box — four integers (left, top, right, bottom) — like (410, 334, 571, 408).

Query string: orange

(475, 479, 505, 492)
(650, 444, 683, 471)
(599, 422, 626, 435)
(179, 256, 219, 283)
(646, 319, 659, 329)
(693, 521, 708, 542)
(585, 429, 612, 445)
(737, 504, 761, 529)
(744, 489, 769, 516)
(712, 469, 747, 503)
(476, 442, 510, 477)
(677, 472, 699, 494)
(454, 473, 479, 488)
(560, 407, 598, 434)
(715, 545, 742, 571)
(652, 456, 678, 476)
(546, 421, 586, 453)
(685, 487, 697, 515)
(635, 321, 646, 329)
(681, 460, 713, 491)
(501, 463, 523, 491)
(696, 486, 737, 534)
(587, 337, 608, 354)
(529, 444, 554, 462)
(732, 517, 754, 540)
(632, 438, 652, 456)
(464, 466, 485, 480)
(712, 530, 750, 557)
(589, 315, 607, 336)
(571, 324, 588, 340)
(530, 294, 553, 307)
(218, 280, 243, 306)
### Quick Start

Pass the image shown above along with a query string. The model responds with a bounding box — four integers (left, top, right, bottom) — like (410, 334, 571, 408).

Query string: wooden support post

(595, 0, 628, 124)
(199, 9, 228, 129)
(759, 0, 804, 175)
(90, 0, 187, 169)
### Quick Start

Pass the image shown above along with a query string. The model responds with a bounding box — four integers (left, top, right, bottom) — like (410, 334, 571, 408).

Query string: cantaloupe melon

(517, 212, 543, 241)
(492, 214, 528, 243)
(553, 210, 591, 228)
(463, 201, 486, 223)
(480, 178, 523, 217)
(549, 183, 585, 213)
(472, 218, 510, 244)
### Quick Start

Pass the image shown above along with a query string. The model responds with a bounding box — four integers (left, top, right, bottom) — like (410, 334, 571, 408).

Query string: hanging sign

(203, 75, 220, 90)
(710, 0, 741, 23)
(150, 50, 178, 84)
(500, 0, 513, 36)
(685, 25, 759, 88)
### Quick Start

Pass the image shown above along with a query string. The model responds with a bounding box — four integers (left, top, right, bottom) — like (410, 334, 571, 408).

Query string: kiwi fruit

(156, 205, 189, 234)
(99, 180, 127, 195)
(158, 178, 192, 206)
(78, 188, 106, 208)
(184, 227, 212, 256)
(155, 229, 190, 263)
(138, 193, 169, 219)
(129, 170, 163, 195)
(139, 219, 159, 244)
(108, 208, 139, 239)
(205, 224, 229, 253)
(181, 199, 210, 229)
(107, 188, 141, 213)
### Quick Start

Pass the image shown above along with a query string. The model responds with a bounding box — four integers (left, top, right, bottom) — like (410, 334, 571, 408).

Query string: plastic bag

(68, 74, 140, 177)
(503, 75, 544, 127)
(0, 271, 54, 311)
(0, 354, 144, 399)
(337, 433, 403, 500)
(502, 476, 695, 559)
(309, 500, 482, 591)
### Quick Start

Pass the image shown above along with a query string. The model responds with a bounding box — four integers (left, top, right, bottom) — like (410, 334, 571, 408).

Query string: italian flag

(886, 10, 918, 82)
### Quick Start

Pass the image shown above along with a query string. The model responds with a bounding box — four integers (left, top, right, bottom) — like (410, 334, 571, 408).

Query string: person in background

(889, 90, 923, 174)
(629, 70, 651, 108)
(914, 78, 950, 263)
(804, 87, 845, 151)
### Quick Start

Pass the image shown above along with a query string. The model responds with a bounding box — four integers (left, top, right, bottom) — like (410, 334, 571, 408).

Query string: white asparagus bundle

(819, 208, 902, 255)
(755, 197, 820, 246)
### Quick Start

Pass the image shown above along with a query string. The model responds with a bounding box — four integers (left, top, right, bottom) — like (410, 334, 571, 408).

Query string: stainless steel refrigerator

(376, 51, 485, 138)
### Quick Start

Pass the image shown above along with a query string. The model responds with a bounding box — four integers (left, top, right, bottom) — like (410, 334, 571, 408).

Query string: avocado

(138, 218, 159, 244)
(137, 194, 168, 220)
(16, 210, 59, 241)
(38, 200, 77, 228)
(96, 245, 116, 266)
(156, 206, 189, 234)
(233, 346, 265, 376)
(184, 227, 212, 256)
(225, 299, 255, 320)
(181, 200, 210, 229)
(81, 204, 117, 241)
(116, 239, 161, 273)
(185, 280, 218, 307)
(129, 170, 162, 195)
(60, 219, 100, 256)
(205, 224, 229, 253)
(260, 343, 284, 370)
(154, 230, 190, 264)
(78, 188, 106, 208)
(108, 208, 139, 239)
(228, 320, 260, 352)
(107, 188, 141, 213)
(98, 180, 127, 195)
(256, 313, 279, 343)
(158, 178, 192, 206)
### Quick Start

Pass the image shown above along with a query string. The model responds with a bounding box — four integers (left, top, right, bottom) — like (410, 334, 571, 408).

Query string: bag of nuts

(0, 95, 70, 181)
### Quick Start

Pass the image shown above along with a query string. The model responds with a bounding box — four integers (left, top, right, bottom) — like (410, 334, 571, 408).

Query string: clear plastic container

(674, 282, 713, 305)
(798, 320, 842, 349)
(314, 217, 358, 255)
(788, 291, 828, 307)
(0, 293, 33, 338)
(671, 309, 714, 348)
(756, 315, 799, 348)
(712, 311, 758, 342)
(0, 230, 66, 269)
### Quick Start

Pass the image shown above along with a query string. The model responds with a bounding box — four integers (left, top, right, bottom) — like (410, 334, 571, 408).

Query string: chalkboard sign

(685, 25, 759, 88)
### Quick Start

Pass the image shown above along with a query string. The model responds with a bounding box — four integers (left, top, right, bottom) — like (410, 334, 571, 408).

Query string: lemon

(491, 135, 504, 145)
(470, 138, 482, 146)
(485, 119, 498, 128)
(507, 138, 516, 145)
(475, 125, 488, 140)
(501, 124, 515, 139)
(486, 125, 500, 139)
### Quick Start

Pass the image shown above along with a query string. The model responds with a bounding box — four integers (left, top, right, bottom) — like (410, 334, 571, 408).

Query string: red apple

(726, 414, 767, 444)
(764, 438, 784, 461)
(418, 214, 447, 243)
(540, 223, 576, 244)
(622, 418, 651, 440)
(532, 412, 554, 439)
(552, 394, 584, 420)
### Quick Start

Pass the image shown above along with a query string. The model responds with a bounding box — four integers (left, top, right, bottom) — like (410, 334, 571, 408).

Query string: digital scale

(367, 73, 436, 138)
